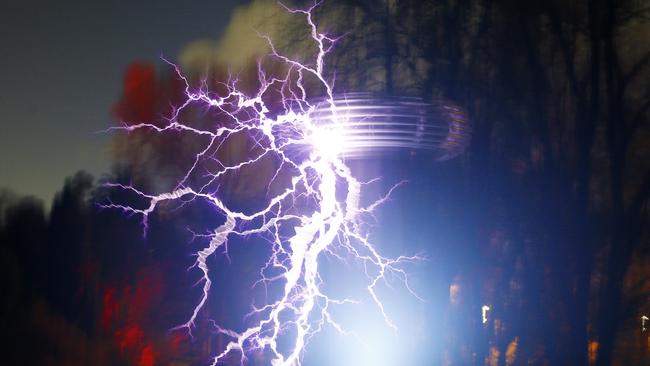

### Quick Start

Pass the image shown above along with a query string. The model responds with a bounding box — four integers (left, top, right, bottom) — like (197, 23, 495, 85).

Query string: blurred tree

(295, 0, 650, 364)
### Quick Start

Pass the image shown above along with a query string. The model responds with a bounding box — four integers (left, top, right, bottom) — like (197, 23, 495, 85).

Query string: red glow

(113, 62, 158, 123)
(138, 344, 156, 366)
(115, 324, 144, 352)
(101, 287, 119, 331)
(98, 267, 167, 364)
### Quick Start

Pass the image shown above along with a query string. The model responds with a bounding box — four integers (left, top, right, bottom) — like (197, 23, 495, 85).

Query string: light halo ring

(309, 92, 471, 160)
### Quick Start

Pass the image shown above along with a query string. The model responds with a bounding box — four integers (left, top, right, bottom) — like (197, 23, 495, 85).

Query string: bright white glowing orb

(311, 126, 344, 159)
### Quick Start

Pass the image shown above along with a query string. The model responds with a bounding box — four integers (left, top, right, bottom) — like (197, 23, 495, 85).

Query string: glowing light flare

(642, 315, 649, 332)
(309, 125, 344, 159)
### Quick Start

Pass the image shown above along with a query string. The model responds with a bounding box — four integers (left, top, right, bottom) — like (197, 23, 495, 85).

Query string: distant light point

(482, 305, 490, 324)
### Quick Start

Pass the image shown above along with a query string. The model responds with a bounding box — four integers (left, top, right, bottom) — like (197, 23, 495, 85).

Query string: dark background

(1, 0, 650, 365)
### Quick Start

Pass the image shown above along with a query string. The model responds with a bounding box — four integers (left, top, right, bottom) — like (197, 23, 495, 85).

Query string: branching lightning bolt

(103, 2, 422, 365)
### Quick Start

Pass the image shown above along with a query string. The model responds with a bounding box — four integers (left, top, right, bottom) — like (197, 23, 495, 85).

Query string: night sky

(0, 0, 248, 205)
